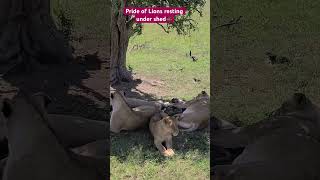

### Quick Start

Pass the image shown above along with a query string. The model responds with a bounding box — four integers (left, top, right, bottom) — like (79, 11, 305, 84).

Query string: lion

(170, 91, 209, 109)
(110, 90, 160, 133)
(71, 139, 108, 159)
(149, 112, 179, 157)
(109, 91, 162, 112)
(0, 92, 105, 180)
(0, 98, 107, 149)
(176, 91, 210, 132)
(212, 93, 320, 148)
(213, 93, 320, 179)
(46, 114, 107, 148)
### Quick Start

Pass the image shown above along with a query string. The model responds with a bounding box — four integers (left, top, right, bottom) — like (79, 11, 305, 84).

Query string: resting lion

(212, 93, 320, 179)
(176, 91, 210, 132)
(149, 112, 179, 157)
(0, 92, 105, 180)
(110, 90, 160, 133)
(110, 91, 162, 111)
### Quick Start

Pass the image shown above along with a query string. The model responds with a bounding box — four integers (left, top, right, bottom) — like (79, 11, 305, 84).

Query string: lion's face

(0, 92, 51, 140)
(164, 117, 179, 136)
(271, 93, 313, 117)
(110, 91, 128, 108)
(195, 91, 209, 100)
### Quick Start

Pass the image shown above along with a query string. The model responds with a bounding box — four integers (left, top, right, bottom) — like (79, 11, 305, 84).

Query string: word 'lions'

(177, 91, 210, 132)
(110, 90, 159, 133)
(149, 112, 179, 157)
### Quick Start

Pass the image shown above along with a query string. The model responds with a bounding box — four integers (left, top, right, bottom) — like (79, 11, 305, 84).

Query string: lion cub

(149, 112, 179, 157)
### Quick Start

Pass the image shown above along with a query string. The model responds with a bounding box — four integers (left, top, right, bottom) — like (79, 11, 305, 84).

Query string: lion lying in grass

(110, 90, 160, 133)
(149, 112, 179, 157)
(176, 91, 210, 132)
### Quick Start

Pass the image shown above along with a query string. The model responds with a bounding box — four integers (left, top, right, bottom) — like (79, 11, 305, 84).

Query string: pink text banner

(123, 7, 187, 23)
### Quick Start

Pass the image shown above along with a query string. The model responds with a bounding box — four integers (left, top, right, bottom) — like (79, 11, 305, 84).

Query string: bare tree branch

(156, 23, 170, 33)
(213, 16, 242, 30)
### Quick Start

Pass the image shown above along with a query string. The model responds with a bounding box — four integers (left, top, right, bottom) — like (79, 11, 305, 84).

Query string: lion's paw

(163, 149, 175, 157)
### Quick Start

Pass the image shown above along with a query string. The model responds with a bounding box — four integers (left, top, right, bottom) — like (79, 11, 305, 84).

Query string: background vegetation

(126, 2, 210, 100)
(212, 0, 320, 125)
(111, 2, 210, 180)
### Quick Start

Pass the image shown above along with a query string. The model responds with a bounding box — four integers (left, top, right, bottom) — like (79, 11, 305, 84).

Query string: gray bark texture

(110, 0, 133, 85)
(0, 0, 72, 67)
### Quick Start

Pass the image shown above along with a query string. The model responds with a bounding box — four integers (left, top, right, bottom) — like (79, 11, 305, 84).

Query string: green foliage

(53, 1, 75, 41)
(212, 0, 320, 125)
(112, 0, 206, 36)
(127, 1, 209, 100)
(111, 2, 209, 179)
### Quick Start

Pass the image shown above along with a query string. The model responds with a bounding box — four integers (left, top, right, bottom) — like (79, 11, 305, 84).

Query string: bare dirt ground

(110, 74, 168, 102)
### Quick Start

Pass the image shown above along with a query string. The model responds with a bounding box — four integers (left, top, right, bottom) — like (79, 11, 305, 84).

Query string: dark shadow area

(1, 52, 109, 120)
(0, 46, 110, 159)
(111, 79, 156, 101)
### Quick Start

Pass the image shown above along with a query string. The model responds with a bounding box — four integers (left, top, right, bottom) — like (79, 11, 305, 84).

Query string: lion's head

(163, 116, 179, 136)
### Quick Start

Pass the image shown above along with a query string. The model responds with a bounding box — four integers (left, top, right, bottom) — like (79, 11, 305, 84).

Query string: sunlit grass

(112, 2, 210, 179)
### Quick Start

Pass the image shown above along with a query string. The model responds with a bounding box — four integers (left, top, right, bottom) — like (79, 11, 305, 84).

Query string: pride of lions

(1, 89, 320, 179)
(110, 90, 210, 156)
(0, 91, 108, 180)
(212, 93, 320, 180)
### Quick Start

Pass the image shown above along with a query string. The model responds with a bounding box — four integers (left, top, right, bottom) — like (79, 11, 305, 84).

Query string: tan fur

(177, 91, 210, 132)
(46, 114, 107, 148)
(172, 91, 209, 109)
(126, 97, 162, 109)
(110, 90, 159, 133)
(0, 111, 107, 148)
(149, 113, 179, 157)
(71, 139, 107, 159)
(110, 91, 162, 109)
(0, 92, 103, 180)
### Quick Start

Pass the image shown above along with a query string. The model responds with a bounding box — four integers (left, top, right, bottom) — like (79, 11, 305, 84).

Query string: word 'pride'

(124, 7, 186, 23)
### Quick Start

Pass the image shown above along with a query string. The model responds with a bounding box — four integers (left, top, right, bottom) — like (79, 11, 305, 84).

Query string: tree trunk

(110, 0, 133, 85)
(0, 0, 72, 73)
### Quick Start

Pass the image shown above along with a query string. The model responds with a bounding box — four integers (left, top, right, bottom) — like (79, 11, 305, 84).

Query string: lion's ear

(293, 93, 307, 106)
(160, 112, 168, 118)
(164, 118, 173, 126)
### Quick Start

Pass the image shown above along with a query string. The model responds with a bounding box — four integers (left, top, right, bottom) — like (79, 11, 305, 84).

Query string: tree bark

(0, 0, 72, 72)
(110, 0, 133, 85)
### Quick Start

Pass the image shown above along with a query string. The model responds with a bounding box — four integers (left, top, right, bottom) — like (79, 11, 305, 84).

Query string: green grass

(212, 0, 320, 125)
(126, 2, 210, 100)
(51, 0, 110, 39)
(111, 130, 209, 180)
(111, 2, 210, 180)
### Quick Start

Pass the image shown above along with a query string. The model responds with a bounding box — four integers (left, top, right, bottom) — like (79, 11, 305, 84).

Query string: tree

(110, 0, 206, 85)
(0, 0, 72, 74)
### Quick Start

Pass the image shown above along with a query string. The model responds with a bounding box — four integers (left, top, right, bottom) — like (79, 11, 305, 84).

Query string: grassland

(126, 3, 210, 100)
(51, 0, 110, 39)
(212, 0, 320, 125)
(111, 2, 210, 180)
(51, 0, 210, 179)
